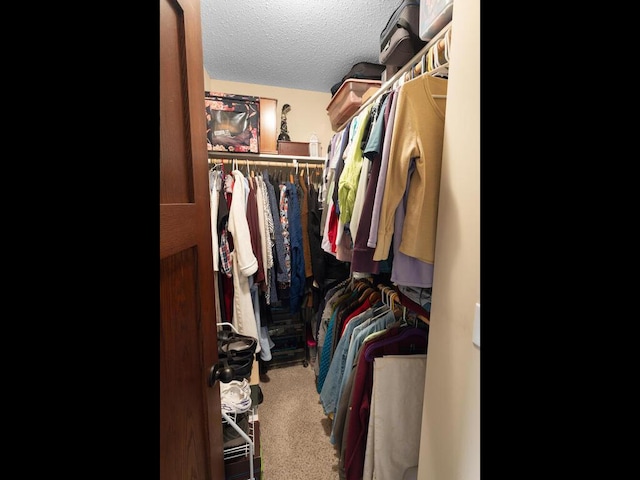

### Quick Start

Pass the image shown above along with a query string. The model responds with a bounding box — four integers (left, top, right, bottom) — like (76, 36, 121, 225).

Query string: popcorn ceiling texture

(201, 0, 398, 93)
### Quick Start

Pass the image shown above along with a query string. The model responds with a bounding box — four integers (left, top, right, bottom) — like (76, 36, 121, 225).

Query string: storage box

(419, 0, 454, 42)
(326, 79, 381, 131)
(277, 141, 310, 157)
(205, 91, 260, 153)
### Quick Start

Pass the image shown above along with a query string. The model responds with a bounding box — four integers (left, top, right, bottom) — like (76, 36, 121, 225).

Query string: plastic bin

(419, 0, 454, 42)
(326, 79, 381, 131)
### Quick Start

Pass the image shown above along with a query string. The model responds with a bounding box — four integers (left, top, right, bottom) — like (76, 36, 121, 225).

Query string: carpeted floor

(257, 363, 340, 480)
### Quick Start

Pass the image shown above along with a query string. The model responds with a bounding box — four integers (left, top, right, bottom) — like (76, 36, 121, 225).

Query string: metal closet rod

(336, 21, 453, 132)
(207, 151, 325, 163)
(209, 158, 324, 169)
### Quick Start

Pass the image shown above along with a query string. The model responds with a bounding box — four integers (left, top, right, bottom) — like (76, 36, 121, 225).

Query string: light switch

(473, 302, 480, 347)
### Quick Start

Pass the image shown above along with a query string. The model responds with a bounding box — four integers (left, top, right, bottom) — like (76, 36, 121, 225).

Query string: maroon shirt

(343, 325, 428, 480)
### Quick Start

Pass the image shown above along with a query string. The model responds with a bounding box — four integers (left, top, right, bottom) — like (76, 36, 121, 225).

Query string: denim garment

(285, 181, 305, 313)
(317, 290, 356, 393)
(316, 286, 350, 379)
(320, 308, 374, 416)
(262, 171, 288, 284)
(251, 282, 272, 362)
(317, 307, 340, 393)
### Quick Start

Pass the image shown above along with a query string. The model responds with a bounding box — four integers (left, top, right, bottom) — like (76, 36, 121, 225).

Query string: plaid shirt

(219, 225, 232, 277)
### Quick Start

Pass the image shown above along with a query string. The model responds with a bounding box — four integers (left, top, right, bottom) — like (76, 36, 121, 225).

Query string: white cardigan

(227, 170, 260, 351)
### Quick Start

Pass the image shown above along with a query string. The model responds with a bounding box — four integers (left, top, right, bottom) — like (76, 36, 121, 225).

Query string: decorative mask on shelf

(278, 103, 291, 142)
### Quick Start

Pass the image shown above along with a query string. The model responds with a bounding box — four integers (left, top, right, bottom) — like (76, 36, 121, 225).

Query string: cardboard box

(205, 91, 260, 153)
(278, 141, 310, 157)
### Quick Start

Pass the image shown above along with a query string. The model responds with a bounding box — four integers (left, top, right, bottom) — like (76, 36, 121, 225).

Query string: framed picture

(205, 91, 260, 153)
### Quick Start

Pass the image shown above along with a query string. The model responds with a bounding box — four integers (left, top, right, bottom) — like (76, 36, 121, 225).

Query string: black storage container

(266, 305, 307, 368)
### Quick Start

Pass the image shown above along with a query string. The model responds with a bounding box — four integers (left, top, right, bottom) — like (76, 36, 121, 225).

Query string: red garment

(327, 204, 338, 253)
(340, 297, 372, 337)
(246, 179, 265, 285)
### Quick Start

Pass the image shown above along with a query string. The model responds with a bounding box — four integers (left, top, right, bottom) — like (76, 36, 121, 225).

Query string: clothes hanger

(357, 286, 375, 305)
(395, 288, 431, 325)
(367, 289, 381, 306)
(388, 289, 404, 320)
(377, 285, 402, 320)
(369, 284, 393, 322)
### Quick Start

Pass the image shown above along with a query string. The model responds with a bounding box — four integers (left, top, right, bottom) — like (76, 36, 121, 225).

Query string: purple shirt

(367, 91, 398, 249)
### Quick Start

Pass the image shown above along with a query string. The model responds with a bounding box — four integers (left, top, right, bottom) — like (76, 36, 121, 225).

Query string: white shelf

(208, 151, 325, 163)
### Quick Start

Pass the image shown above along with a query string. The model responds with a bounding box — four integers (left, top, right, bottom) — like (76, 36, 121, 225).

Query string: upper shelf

(208, 151, 325, 162)
(334, 22, 452, 132)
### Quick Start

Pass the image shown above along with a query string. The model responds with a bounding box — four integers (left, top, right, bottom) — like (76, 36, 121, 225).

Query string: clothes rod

(208, 151, 325, 163)
(335, 21, 452, 132)
(209, 158, 324, 169)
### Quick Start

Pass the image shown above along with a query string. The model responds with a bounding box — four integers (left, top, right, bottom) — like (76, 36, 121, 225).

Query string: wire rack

(222, 409, 256, 461)
(222, 408, 257, 480)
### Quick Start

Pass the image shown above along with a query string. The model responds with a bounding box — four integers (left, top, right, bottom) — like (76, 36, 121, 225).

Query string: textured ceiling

(201, 0, 400, 93)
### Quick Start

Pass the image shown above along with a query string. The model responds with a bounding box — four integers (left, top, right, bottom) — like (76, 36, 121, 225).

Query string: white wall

(203, 73, 334, 157)
(417, 0, 480, 478)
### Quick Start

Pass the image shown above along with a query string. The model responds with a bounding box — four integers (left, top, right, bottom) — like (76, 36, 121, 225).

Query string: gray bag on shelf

(379, 0, 426, 66)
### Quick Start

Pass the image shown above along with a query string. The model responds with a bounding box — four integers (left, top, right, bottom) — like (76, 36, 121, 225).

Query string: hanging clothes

(373, 74, 448, 265)
(362, 355, 427, 480)
(227, 170, 260, 350)
(350, 92, 394, 275)
(340, 325, 429, 480)
(284, 180, 306, 314)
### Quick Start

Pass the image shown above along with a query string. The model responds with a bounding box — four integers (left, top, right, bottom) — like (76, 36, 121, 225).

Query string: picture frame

(205, 91, 260, 153)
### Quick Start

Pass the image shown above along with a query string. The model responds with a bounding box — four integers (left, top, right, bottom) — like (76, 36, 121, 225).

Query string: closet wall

(203, 75, 334, 158)
(417, 0, 480, 477)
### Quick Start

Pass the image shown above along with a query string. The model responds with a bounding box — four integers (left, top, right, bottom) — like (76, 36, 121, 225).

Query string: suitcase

(379, 0, 426, 67)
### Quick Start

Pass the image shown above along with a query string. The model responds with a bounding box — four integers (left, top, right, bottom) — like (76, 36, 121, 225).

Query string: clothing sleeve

(228, 170, 259, 276)
(372, 86, 417, 262)
(209, 170, 221, 272)
(374, 75, 447, 263)
(368, 91, 398, 249)
(338, 105, 372, 225)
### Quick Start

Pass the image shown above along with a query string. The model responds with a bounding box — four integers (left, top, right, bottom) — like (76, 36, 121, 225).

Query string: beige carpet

(257, 363, 340, 480)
